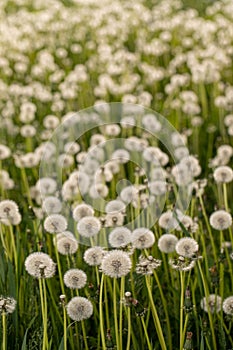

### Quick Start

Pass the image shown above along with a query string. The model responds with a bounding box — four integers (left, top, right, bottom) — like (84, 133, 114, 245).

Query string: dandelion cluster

(0, 0, 233, 348)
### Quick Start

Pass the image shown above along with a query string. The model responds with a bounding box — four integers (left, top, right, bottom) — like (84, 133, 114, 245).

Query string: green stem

(2, 313, 7, 350)
(180, 271, 185, 350)
(197, 261, 217, 350)
(113, 278, 120, 350)
(126, 307, 131, 350)
(141, 317, 152, 350)
(198, 194, 217, 262)
(145, 275, 167, 350)
(119, 277, 125, 350)
(99, 274, 106, 350)
(63, 305, 67, 350)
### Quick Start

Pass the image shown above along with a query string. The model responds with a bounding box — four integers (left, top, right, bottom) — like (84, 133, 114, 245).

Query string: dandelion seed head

(131, 228, 155, 249)
(66, 296, 93, 321)
(64, 269, 87, 289)
(25, 252, 56, 279)
(223, 296, 233, 315)
(73, 203, 94, 222)
(158, 234, 178, 253)
(209, 210, 232, 230)
(0, 296, 17, 314)
(56, 236, 78, 255)
(105, 200, 126, 214)
(108, 227, 131, 248)
(213, 166, 233, 183)
(175, 237, 199, 258)
(84, 246, 105, 266)
(44, 214, 68, 234)
(77, 216, 101, 237)
(200, 294, 222, 314)
(42, 196, 62, 214)
(101, 250, 132, 278)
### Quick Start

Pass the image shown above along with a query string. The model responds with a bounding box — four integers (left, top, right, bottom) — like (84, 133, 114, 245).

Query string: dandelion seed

(64, 269, 87, 289)
(131, 228, 155, 249)
(209, 210, 232, 230)
(25, 252, 56, 279)
(101, 250, 132, 278)
(84, 246, 105, 266)
(66, 296, 93, 321)
(158, 234, 178, 253)
(200, 294, 222, 314)
(44, 214, 68, 234)
(175, 237, 199, 258)
(77, 216, 101, 237)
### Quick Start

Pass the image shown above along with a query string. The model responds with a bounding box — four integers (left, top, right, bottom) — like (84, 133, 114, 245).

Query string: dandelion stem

(198, 194, 217, 262)
(39, 278, 48, 350)
(63, 304, 67, 350)
(99, 274, 106, 350)
(2, 313, 7, 350)
(126, 306, 131, 350)
(141, 317, 152, 350)
(179, 271, 185, 350)
(145, 275, 167, 350)
(119, 276, 125, 350)
(197, 260, 217, 350)
(113, 278, 120, 350)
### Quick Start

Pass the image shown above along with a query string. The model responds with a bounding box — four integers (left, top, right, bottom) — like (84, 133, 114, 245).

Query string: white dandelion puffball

(111, 149, 130, 164)
(131, 228, 155, 249)
(25, 252, 56, 279)
(0, 200, 19, 219)
(200, 294, 222, 314)
(0, 144, 11, 160)
(105, 200, 126, 214)
(42, 196, 62, 214)
(108, 227, 132, 248)
(77, 216, 101, 237)
(175, 237, 199, 258)
(158, 234, 178, 253)
(158, 211, 176, 230)
(44, 214, 68, 234)
(64, 269, 87, 289)
(36, 177, 57, 195)
(73, 203, 94, 222)
(66, 297, 93, 321)
(84, 246, 105, 266)
(223, 296, 233, 315)
(209, 210, 232, 230)
(213, 166, 233, 183)
(56, 236, 78, 255)
(0, 296, 17, 314)
(101, 250, 132, 278)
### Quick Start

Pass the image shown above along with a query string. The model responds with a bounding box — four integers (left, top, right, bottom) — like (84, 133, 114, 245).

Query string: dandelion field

(0, 0, 233, 349)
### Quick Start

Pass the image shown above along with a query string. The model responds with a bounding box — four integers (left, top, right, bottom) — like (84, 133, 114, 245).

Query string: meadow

(0, 0, 233, 349)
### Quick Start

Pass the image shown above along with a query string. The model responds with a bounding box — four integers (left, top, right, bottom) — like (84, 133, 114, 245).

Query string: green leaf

(21, 316, 37, 350)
